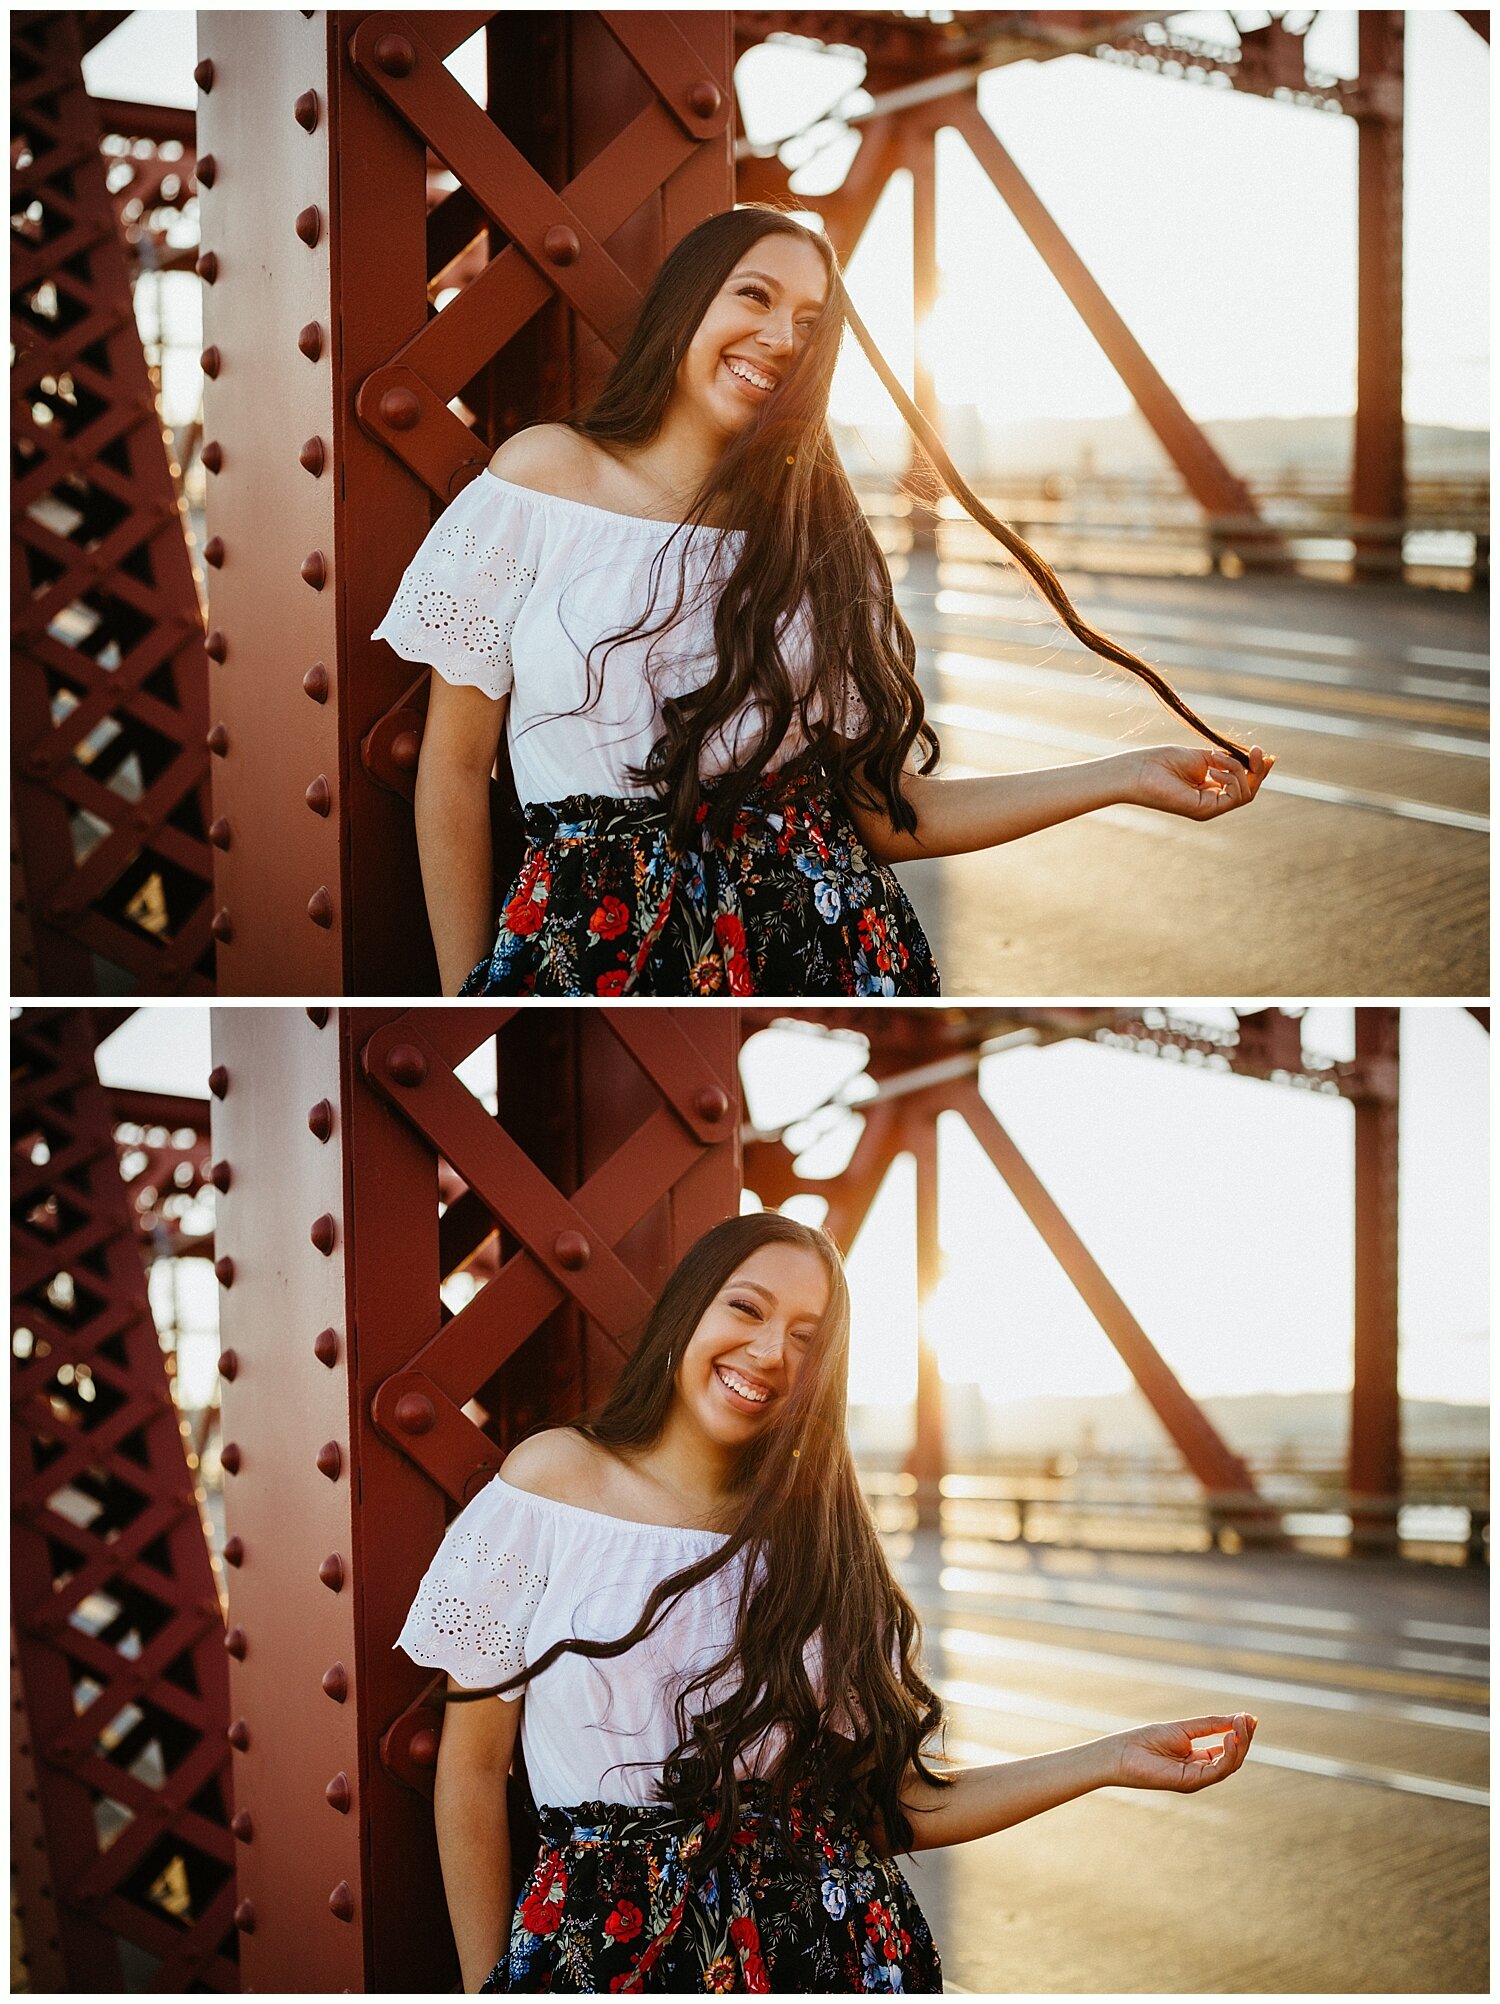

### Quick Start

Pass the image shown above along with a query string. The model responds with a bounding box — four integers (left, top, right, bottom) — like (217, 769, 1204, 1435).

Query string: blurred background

(12, 1002, 1487, 1991)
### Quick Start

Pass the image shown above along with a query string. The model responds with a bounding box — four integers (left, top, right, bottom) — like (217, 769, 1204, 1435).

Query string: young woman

(372, 206, 1274, 998)
(394, 1213, 1257, 1994)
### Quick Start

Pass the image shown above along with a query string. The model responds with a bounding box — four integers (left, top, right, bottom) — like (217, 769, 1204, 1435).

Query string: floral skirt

(481, 1780, 943, 1994)
(457, 767, 940, 998)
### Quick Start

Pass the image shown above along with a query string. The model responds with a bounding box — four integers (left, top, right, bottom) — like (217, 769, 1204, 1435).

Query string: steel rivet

(193, 57, 215, 92)
(295, 204, 322, 248)
(227, 1718, 250, 1751)
(206, 723, 229, 756)
(208, 816, 231, 850)
(385, 1044, 427, 1087)
(308, 1100, 333, 1142)
(214, 1256, 235, 1288)
(310, 1213, 336, 1256)
(225, 1626, 247, 1659)
(688, 81, 722, 118)
(693, 1085, 729, 1123)
(197, 153, 217, 189)
(318, 1553, 344, 1592)
(542, 224, 580, 266)
(233, 1898, 254, 1934)
(201, 439, 223, 473)
(305, 774, 331, 817)
(410, 1726, 438, 1768)
(393, 1392, 435, 1435)
(200, 344, 221, 378)
(390, 729, 421, 772)
(307, 1006, 330, 1027)
(301, 550, 326, 590)
(298, 436, 325, 477)
(230, 1809, 253, 1842)
(308, 886, 335, 929)
(303, 662, 329, 703)
(325, 1770, 351, 1813)
(220, 1441, 241, 1473)
(329, 1881, 355, 1923)
(554, 1230, 590, 1271)
(374, 32, 416, 76)
(219, 1347, 239, 1381)
(196, 251, 219, 284)
(203, 536, 225, 567)
(210, 1159, 232, 1192)
(210, 908, 233, 944)
(208, 1064, 229, 1098)
(316, 1441, 342, 1481)
(313, 1327, 339, 1367)
(378, 387, 420, 430)
(294, 88, 319, 131)
(322, 1662, 348, 1704)
(224, 1536, 245, 1567)
(205, 629, 227, 662)
(297, 321, 322, 362)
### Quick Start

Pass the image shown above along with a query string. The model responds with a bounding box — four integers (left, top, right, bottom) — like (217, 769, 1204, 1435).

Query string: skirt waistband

(536, 1780, 808, 1849)
(520, 764, 825, 843)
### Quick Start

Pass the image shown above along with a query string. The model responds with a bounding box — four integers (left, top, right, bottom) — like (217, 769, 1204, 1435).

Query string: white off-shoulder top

(394, 1473, 850, 1809)
(370, 469, 860, 807)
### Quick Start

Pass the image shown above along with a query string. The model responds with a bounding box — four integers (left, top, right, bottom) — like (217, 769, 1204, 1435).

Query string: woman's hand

(1127, 744, 1275, 820)
(1108, 1712, 1258, 1793)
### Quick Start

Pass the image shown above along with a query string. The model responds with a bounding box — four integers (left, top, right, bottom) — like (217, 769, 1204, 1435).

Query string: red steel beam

(1351, 13, 1407, 580)
(944, 1077, 1268, 1520)
(946, 94, 1278, 565)
(903, 1103, 945, 1528)
(1347, 1009, 1401, 1551)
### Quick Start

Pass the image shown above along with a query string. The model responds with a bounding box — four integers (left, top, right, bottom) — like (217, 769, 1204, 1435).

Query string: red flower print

(595, 969, 628, 996)
(607, 1972, 638, 1994)
(729, 1917, 760, 1953)
(519, 1853, 567, 1936)
(589, 895, 629, 940)
(713, 913, 753, 996)
(503, 894, 546, 938)
(604, 1900, 643, 1944)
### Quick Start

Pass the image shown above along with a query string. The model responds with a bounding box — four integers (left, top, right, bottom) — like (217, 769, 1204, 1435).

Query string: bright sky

(86, 9, 1487, 430)
(93, 1007, 1488, 1411)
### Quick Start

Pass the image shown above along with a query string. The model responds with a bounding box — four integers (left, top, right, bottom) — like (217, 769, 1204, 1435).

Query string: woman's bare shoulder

(498, 1425, 601, 1503)
(486, 423, 596, 501)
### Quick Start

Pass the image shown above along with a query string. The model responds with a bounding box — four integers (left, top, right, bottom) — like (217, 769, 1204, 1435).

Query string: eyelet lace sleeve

(393, 1480, 550, 1690)
(371, 472, 539, 702)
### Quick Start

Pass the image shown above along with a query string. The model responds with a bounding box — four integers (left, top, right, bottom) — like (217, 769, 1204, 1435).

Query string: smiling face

(672, 231, 831, 438)
(671, 1239, 830, 1447)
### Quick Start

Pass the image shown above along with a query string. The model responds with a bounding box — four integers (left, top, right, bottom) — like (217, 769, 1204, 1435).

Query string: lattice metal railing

(10, 1009, 237, 1992)
(11, 12, 216, 995)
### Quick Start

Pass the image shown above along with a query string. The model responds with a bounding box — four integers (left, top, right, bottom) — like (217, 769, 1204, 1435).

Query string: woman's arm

(434, 1678, 524, 1991)
(415, 678, 510, 994)
(848, 744, 1274, 865)
(894, 1712, 1257, 1852)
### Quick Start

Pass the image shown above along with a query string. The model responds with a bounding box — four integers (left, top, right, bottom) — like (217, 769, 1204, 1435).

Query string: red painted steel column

(905, 122, 941, 566)
(903, 1105, 946, 1531)
(211, 1006, 741, 1988)
(1348, 1008, 1401, 1553)
(1351, 12, 1406, 581)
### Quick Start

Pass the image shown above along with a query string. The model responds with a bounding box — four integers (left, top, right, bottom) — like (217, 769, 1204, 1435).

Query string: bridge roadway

(887, 562, 1489, 996)
(886, 1533, 1489, 1994)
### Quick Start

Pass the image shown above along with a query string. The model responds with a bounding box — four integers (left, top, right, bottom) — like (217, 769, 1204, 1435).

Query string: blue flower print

(821, 1876, 848, 1920)
(813, 878, 842, 923)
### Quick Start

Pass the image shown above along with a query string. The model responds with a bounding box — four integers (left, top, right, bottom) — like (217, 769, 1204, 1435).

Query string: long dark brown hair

(436, 1211, 952, 1873)
(538, 202, 1249, 851)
